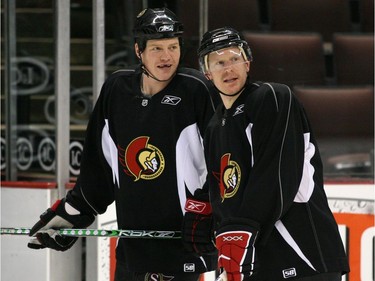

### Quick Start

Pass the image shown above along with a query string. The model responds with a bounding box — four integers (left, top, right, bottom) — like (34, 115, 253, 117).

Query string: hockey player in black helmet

(198, 27, 252, 97)
(199, 27, 349, 281)
(198, 27, 252, 73)
(27, 7, 219, 281)
(133, 8, 184, 49)
(133, 7, 184, 82)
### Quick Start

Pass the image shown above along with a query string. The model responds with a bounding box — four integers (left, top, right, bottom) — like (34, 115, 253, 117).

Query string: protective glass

(206, 47, 248, 72)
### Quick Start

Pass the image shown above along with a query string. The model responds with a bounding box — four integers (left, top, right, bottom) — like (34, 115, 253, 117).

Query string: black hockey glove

(182, 195, 216, 255)
(28, 197, 95, 251)
(216, 219, 259, 281)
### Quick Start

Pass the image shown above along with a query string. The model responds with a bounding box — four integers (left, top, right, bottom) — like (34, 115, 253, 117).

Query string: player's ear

(205, 72, 212, 80)
(245, 61, 250, 73)
(135, 43, 141, 59)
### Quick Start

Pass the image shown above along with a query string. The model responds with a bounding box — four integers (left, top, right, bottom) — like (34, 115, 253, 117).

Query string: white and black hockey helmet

(198, 27, 252, 73)
(133, 7, 184, 52)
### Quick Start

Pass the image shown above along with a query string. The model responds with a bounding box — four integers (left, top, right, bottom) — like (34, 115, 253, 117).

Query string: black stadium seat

(179, 0, 262, 68)
(293, 85, 374, 177)
(333, 33, 374, 85)
(361, 0, 374, 32)
(269, 0, 352, 41)
(243, 32, 327, 86)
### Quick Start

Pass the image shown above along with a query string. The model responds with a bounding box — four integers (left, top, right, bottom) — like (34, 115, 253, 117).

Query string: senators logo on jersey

(119, 136, 165, 181)
(216, 153, 241, 201)
(144, 273, 174, 281)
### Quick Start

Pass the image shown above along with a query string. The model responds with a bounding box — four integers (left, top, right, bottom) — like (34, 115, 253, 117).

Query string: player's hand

(182, 198, 216, 255)
(28, 198, 95, 251)
(215, 220, 259, 281)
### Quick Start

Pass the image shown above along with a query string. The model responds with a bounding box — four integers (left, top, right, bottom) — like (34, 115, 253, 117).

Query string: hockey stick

(0, 227, 181, 239)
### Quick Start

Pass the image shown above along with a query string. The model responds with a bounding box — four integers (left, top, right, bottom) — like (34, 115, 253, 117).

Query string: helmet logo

(213, 35, 229, 43)
(158, 24, 174, 32)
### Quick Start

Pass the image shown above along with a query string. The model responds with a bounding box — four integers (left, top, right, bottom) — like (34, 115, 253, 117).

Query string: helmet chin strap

(219, 86, 245, 97)
(140, 64, 175, 83)
(210, 81, 245, 97)
(138, 50, 176, 83)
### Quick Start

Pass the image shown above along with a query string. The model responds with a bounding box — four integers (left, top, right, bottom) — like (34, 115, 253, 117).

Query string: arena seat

(208, 0, 261, 32)
(332, 33, 374, 85)
(179, 0, 261, 68)
(361, 0, 374, 32)
(243, 32, 327, 86)
(269, 0, 352, 41)
(293, 85, 374, 177)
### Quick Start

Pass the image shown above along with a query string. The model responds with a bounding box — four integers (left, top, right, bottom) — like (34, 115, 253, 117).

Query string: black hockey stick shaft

(0, 227, 181, 239)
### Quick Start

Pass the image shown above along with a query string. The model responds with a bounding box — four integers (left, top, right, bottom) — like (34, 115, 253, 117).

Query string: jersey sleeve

(189, 69, 218, 139)
(238, 83, 308, 227)
(69, 78, 116, 215)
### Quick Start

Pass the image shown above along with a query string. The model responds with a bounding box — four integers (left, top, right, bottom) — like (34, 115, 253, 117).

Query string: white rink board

(1, 188, 83, 281)
(1, 183, 373, 281)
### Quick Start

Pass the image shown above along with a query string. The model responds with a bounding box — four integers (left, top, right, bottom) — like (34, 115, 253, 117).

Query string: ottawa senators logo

(144, 273, 174, 281)
(145, 273, 174, 281)
(119, 136, 165, 181)
(216, 153, 241, 201)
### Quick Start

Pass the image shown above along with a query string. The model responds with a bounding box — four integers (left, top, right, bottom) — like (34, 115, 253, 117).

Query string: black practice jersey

(70, 66, 219, 273)
(204, 81, 349, 280)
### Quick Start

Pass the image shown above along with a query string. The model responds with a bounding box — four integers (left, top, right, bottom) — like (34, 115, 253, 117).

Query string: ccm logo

(282, 268, 297, 279)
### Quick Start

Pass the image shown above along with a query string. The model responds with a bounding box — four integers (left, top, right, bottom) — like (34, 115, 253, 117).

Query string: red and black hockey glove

(182, 196, 216, 255)
(28, 197, 95, 251)
(216, 219, 259, 281)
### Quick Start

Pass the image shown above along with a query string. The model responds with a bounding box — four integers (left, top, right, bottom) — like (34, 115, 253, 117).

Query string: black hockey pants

(114, 261, 201, 281)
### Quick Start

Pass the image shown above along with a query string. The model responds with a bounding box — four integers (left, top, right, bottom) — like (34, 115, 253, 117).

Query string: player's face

(206, 46, 249, 95)
(140, 38, 181, 81)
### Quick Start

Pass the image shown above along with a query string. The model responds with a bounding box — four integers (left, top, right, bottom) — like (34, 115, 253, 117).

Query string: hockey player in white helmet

(198, 27, 349, 281)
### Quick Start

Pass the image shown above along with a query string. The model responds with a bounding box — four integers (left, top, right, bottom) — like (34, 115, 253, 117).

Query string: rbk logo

(186, 200, 206, 212)
(185, 199, 212, 215)
(161, 95, 181, 105)
(158, 24, 174, 32)
(233, 104, 244, 116)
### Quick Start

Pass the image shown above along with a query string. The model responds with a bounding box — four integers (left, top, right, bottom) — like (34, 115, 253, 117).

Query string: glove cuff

(185, 198, 212, 215)
(54, 198, 95, 229)
(50, 199, 81, 216)
(66, 190, 97, 215)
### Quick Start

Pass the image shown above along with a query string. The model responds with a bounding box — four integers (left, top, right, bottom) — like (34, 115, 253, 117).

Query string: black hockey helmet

(198, 27, 252, 72)
(133, 8, 184, 52)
